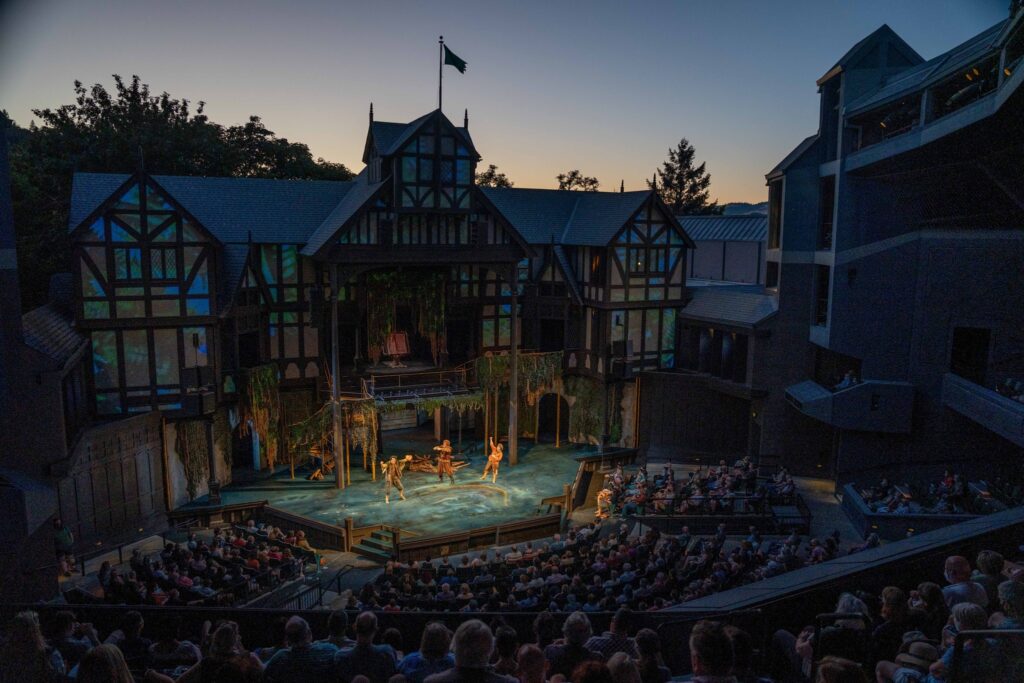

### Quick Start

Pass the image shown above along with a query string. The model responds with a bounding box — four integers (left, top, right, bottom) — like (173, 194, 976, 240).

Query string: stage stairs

(352, 529, 395, 562)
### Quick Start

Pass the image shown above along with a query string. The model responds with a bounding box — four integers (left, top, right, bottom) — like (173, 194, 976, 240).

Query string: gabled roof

(21, 302, 85, 369)
(767, 135, 819, 180)
(363, 110, 477, 163)
(479, 188, 677, 247)
(817, 24, 923, 86)
(846, 19, 1008, 116)
(300, 169, 385, 256)
(218, 243, 252, 316)
(69, 173, 355, 243)
(678, 215, 767, 242)
(552, 245, 583, 305)
(680, 286, 777, 328)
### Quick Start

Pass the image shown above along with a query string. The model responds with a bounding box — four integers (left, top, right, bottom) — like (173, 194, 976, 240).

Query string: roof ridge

(560, 195, 584, 243)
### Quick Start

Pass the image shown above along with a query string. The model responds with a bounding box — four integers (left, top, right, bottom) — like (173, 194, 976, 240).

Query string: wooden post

(346, 429, 351, 484)
(535, 398, 540, 444)
(330, 265, 344, 489)
(508, 280, 519, 465)
(555, 393, 561, 449)
(483, 386, 490, 451)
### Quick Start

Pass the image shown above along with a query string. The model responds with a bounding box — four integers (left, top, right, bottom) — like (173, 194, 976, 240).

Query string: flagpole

(438, 35, 444, 110)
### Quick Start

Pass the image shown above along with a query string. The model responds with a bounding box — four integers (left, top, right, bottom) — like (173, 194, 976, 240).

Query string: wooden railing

(395, 513, 563, 562)
(362, 368, 468, 399)
(167, 501, 346, 551)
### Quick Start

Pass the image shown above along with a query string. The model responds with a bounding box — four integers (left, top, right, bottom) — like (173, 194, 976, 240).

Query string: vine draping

(364, 271, 447, 365)
(238, 364, 282, 470)
(175, 420, 208, 501)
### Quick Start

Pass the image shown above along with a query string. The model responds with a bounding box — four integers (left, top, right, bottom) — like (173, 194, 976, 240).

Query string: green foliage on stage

(213, 408, 232, 470)
(475, 351, 563, 392)
(175, 419, 209, 501)
(365, 271, 446, 362)
(565, 375, 603, 443)
(239, 364, 282, 470)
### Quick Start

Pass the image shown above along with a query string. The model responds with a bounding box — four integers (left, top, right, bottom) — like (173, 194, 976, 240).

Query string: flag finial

(651, 172, 657, 190)
(369, 102, 374, 123)
(620, 179, 624, 193)
(464, 108, 469, 130)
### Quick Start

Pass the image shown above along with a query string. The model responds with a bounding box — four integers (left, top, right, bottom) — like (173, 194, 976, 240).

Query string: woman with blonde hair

(78, 644, 134, 683)
(0, 611, 64, 683)
(147, 620, 263, 683)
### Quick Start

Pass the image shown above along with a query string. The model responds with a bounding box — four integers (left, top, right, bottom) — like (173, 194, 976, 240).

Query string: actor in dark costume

(381, 454, 414, 503)
(481, 437, 503, 483)
(433, 439, 455, 484)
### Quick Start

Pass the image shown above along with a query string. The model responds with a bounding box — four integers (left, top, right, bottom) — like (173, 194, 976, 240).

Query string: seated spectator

(773, 593, 871, 681)
(570, 660, 616, 683)
(259, 619, 332, 682)
(724, 625, 770, 683)
(0, 611, 64, 683)
(971, 550, 1004, 608)
(875, 636, 939, 683)
(634, 629, 671, 683)
(382, 628, 405, 660)
(927, 602, 998, 682)
(49, 610, 99, 670)
(871, 586, 919, 665)
(607, 652, 642, 683)
(940, 556, 987, 609)
(687, 621, 732, 683)
(493, 626, 519, 676)
(907, 583, 948, 641)
(150, 620, 263, 683)
(544, 611, 604, 679)
(147, 616, 201, 673)
(993, 579, 1024, 630)
(333, 611, 397, 682)
(816, 656, 868, 683)
(424, 619, 516, 682)
(587, 608, 638, 660)
(77, 643, 134, 683)
(398, 622, 454, 683)
(321, 609, 356, 650)
(516, 644, 549, 683)
(103, 610, 152, 669)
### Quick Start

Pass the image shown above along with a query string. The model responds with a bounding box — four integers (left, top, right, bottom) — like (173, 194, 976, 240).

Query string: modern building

(761, 6, 1024, 479)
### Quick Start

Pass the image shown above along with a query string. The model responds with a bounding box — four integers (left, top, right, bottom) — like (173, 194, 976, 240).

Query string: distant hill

(721, 201, 768, 216)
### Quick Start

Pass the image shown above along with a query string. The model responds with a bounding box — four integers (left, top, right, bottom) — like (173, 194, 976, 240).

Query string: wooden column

(483, 387, 490, 451)
(555, 393, 561, 448)
(330, 265, 345, 489)
(508, 269, 519, 466)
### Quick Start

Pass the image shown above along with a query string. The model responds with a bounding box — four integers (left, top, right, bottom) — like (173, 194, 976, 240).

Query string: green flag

(443, 45, 467, 73)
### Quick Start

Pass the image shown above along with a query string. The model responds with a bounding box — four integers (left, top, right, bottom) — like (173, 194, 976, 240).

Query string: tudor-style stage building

(65, 107, 694, 498)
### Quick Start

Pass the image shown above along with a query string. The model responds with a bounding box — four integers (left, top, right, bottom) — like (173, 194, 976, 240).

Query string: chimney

(0, 127, 24, 397)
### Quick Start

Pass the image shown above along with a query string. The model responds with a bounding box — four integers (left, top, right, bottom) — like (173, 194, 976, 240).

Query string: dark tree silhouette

(556, 169, 600, 192)
(475, 163, 513, 187)
(4, 75, 353, 309)
(649, 138, 722, 215)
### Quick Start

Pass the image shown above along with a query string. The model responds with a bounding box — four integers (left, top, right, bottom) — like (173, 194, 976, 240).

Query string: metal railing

(362, 368, 468, 400)
(278, 564, 355, 612)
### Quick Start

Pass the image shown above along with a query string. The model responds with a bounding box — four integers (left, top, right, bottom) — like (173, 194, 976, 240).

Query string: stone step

(352, 543, 390, 562)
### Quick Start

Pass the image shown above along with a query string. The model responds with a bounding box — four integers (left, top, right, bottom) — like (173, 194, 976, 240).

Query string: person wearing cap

(874, 634, 939, 683)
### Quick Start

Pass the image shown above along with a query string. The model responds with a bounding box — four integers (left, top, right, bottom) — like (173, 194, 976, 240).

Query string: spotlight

(1006, 67, 1014, 77)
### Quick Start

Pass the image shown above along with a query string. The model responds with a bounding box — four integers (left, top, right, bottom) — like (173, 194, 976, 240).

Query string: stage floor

(210, 430, 591, 539)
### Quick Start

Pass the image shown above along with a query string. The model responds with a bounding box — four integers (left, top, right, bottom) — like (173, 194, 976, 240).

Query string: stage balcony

(941, 372, 1024, 448)
(785, 378, 914, 433)
(361, 367, 472, 402)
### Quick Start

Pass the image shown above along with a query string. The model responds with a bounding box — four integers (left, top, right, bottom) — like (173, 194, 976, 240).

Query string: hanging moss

(565, 375, 603, 444)
(213, 409, 232, 471)
(175, 420, 209, 501)
(365, 270, 447, 362)
(348, 400, 380, 464)
(239, 364, 281, 470)
(475, 351, 563, 393)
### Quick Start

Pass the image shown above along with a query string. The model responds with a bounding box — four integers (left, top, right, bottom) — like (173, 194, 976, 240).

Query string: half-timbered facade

(67, 108, 694, 460)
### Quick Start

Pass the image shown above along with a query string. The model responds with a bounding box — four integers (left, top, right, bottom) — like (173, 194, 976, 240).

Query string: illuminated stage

(208, 429, 591, 540)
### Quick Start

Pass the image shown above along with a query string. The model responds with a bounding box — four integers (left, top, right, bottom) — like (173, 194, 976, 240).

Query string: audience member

(543, 611, 603, 679)
(77, 643, 135, 683)
(424, 619, 516, 682)
(264, 616, 337, 682)
(397, 622, 454, 683)
(334, 611, 397, 682)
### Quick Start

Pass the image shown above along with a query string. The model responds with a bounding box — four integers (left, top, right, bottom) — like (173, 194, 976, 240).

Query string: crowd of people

(78, 524, 312, 608)
(0, 604, 879, 683)
(857, 471, 989, 516)
(342, 517, 843, 614)
(769, 549, 1024, 682)
(603, 460, 796, 518)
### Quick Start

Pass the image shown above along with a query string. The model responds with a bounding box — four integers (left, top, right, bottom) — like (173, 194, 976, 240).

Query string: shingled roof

(69, 173, 355, 243)
(21, 303, 86, 369)
(680, 286, 777, 328)
(364, 110, 477, 162)
(479, 187, 686, 247)
(679, 215, 767, 242)
(300, 170, 385, 256)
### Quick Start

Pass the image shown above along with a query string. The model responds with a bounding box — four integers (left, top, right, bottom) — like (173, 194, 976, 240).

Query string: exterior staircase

(351, 529, 395, 562)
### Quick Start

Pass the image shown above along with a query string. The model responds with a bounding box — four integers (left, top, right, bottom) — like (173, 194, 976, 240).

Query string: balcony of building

(941, 372, 1024, 448)
(785, 378, 914, 433)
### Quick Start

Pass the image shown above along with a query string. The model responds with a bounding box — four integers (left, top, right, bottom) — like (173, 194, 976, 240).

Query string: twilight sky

(0, 0, 1010, 202)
